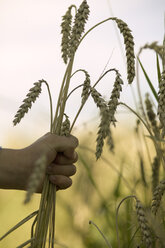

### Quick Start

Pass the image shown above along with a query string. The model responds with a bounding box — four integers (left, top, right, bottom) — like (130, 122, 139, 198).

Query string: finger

(43, 133, 79, 153)
(47, 164, 76, 177)
(54, 152, 78, 164)
(49, 175, 72, 189)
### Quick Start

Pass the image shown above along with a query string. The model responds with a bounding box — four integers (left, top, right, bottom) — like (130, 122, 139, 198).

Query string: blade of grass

(16, 237, 35, 248)
(0, 210, 38, 241)
(138, 57, 158, 102)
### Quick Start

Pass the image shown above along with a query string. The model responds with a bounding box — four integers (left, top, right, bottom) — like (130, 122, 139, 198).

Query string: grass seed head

(151, 180, 165, 215)
(108, 71, 123, 126)
(13, 80, 43, 126)
(69, 0, 90, 58)
(61, 6, 73, 64)
(145, 93, 160, 138)
(135, 197, 152, 248)
(112, 18, 135, 84)
(90, 87, 111, 159)
(81, 70, 91, 104)
(138, 41, 164, 59)
(61, 114, 70, 136)
(158, 71, 165, 137)
(152, 156, 160, 194)
(106, 128, 114, 152)
(24, 155, 47, 204)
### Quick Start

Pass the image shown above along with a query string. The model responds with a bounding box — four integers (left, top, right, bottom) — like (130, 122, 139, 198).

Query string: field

(0, 119, 164, 247)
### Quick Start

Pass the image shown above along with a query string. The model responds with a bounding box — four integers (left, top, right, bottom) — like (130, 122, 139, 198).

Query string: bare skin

(0, 133, 78, 192)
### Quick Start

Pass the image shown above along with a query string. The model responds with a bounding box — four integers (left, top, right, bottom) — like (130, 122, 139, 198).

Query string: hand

(0, 133, 78, 191)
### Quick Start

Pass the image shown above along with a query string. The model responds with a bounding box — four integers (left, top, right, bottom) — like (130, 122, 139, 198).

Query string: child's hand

(0, 133, 78, 191)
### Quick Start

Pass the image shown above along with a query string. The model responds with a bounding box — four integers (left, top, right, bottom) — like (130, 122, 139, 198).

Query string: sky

(0, 0, 164, 145)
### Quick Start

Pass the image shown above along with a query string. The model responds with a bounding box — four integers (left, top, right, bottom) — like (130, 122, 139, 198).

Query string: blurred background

(0, 0, 164, 247)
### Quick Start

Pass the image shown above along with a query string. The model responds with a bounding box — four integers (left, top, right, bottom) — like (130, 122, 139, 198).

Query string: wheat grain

(69, 0, 90, 58)
(151, 179, 165, 215)
(60, 114, 70, 136)
(158, 71, 165, 137)
(108, 71, 123, 126)
(13, 80, 44, 126)
(135, 197, 152, 248)
(24, 155, 47, 204)
(112, 18, 135, 84)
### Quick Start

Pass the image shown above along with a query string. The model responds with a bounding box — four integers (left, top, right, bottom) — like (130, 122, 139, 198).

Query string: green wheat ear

(61, 5, 75, 64)
(158, 71, 165, 137)
(24, 155, 47, 204)
(60, 114, 70, 136)
(13, 79, 50, 126)
(135, 197, 152, 248)
(108, 70, 124, 126)
(90, 87, 110, 159)
(151, 179, 165, 215)
(68, 0, 90, 58)
(112, 18, 135, 84)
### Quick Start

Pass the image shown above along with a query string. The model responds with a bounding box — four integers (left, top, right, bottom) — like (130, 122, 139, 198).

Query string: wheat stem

(89, 220, 112, 248)
(52, 63, 70, 133)
(0, 211, 38, 241)
(116, 195, 136, 248)
(43, 80, 53, 132)
(78, 18, 135, 83)
(70, 68, 119, 132)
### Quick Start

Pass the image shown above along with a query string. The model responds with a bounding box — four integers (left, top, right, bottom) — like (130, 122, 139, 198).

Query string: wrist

(0, 148, 26, 190)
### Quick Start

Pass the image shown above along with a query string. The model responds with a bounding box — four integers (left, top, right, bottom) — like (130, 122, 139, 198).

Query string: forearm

(0, 148, 25, 190)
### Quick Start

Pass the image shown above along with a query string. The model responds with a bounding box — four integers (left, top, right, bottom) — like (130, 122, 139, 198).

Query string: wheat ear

(158, 71, 165, 137)
(61, 5, 76, 64)
(135, 197, 152, 248)
(60, 114, 70, 136)
(68, 0, 90, 58)
(112, 18, 135, 84)
(151, 179, 165, 215)
(24, 155, 47, 204)
(90, 87, 110, 159)
(81, 70, 91, 104)
(151, 156, 160, 194)
(138, 41, 164, 59)
(108, 70, 124, 126)
(145, 93, 160, 138)
(13, 80, 46, 126)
